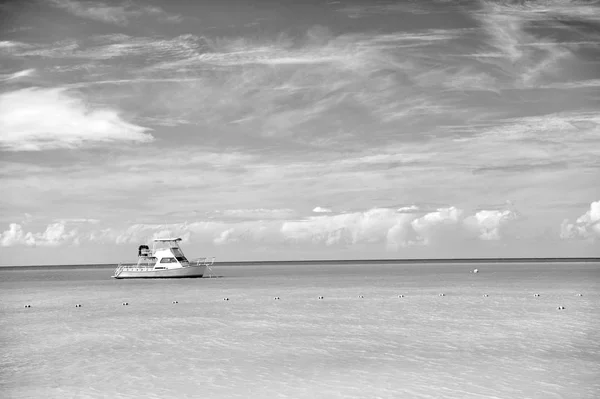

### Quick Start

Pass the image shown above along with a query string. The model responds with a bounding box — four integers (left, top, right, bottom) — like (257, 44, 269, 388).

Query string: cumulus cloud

(102, 220, 281, 247)
(110, 222, 222, 245)
(464, 209, 520, 241)
(313, 206, 332, 213)
(0, 224, 34, 247)
(411, 207, 463, 244)
(282, 207, 472, 249)
(0, 222, 78, 247)
(560, 200, 600, 240)
(0, 87, 153, 151)
(212, 223, 280, 246)
(282, 209, 398, 246)
(29, 204, 524, 250)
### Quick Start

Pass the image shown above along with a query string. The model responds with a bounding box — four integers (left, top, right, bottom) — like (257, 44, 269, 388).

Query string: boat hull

(112, 264, 207, 279)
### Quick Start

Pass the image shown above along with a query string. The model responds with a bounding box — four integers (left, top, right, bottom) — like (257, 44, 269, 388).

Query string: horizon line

(1, 257, 599, 269)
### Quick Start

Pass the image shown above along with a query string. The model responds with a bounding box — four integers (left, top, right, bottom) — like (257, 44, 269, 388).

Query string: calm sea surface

(1, 262, 599, 398)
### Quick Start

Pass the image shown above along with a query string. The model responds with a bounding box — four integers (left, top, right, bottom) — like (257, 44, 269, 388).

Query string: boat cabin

(136, 238, 190, 270)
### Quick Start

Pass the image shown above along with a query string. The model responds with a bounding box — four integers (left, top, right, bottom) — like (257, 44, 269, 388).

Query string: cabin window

(172, 249, 184, 257)
(175, 256, 188, 263)
(160, 257, 176, 263)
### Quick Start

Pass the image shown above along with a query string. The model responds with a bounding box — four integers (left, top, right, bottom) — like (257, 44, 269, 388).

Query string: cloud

(457, 112, 600, 174)
(483, 112, 600, 143)
(313, 207, 332, 213)
(208, 208, 297, 221)
(212, 223, 281, 246)
(473, 161, 569, 175)
(0, 87, 153, 151)
(560, 200, 600, 240)
(66, 204, 525, 251)
(472, 0, 573, 88)
(0, 222, 78, 247)
(280, 206, 507, 249)
(0, 224, 34, 247)
(110, 222, 218, 245)
(0, 69, 35, 82)
(397, 205, 420, 213)
(337, 2, 449, 18)
(49, 0, 181, 26)
(54, 218, 100, 224)
(0, 41, 31, 50)
(464, 209, 520, 241)
(281, 209, 399, 247)
(541, 79, 600, 90)
(15, 26, 469, 139)
(410, 207, 463, 245)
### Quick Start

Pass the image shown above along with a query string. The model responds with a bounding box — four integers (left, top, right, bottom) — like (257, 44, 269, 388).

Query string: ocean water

(1, 262, 599, 399)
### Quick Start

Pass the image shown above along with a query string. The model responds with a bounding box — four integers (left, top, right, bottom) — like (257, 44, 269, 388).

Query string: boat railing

(114, 262, 155, 274)
(112, 263, 125, 278)
(191, 257, 215, 266)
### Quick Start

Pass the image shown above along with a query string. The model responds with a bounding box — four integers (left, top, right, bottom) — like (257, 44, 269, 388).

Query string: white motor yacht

(112, 238, 214, 279)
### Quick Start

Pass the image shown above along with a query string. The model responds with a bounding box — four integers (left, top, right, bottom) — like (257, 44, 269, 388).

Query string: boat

(112, 238, 215, 279)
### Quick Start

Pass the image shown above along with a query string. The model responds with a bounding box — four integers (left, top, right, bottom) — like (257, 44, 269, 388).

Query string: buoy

(577, 294, 583, 297)
(358, 295, 364, 298)
(24, 304, 31, 308)
(223, 297, 229, 301)
(557, 306, 565, 310)
(172, 301, 178, 304)
(483, 294, 489, 297)
(439, 293, 445, 297)
(534, 294, 540, 297)
(122, 302, 129, 306)
(318, 296, 324, 300)
(273, 297, 280, 300)
(473, 269, 478, 273)
(398, 295, 404, 298)
(75, 304, 81, 308)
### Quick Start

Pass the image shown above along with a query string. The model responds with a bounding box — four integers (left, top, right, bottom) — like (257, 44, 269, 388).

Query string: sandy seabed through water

(1, 262, 599, 399)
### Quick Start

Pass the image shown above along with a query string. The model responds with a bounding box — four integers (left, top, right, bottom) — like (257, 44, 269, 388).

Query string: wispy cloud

(0, 41, 32, 50)
(49, 0, 181, 26)
(541, 79, 600, 89)
(54, 218, 100, 224)
(337, 1, 454, 18)
(457, 112, 600, 173)
(0, 87, 153, 151)
(207, 208, 298, 221)
(0, 69, 35, 82)
(471, 1, 568, 88)
(469, 0, 600, 89)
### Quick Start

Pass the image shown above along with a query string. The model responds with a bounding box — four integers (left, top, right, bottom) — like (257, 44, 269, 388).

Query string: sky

(1, 0, 599, 265)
